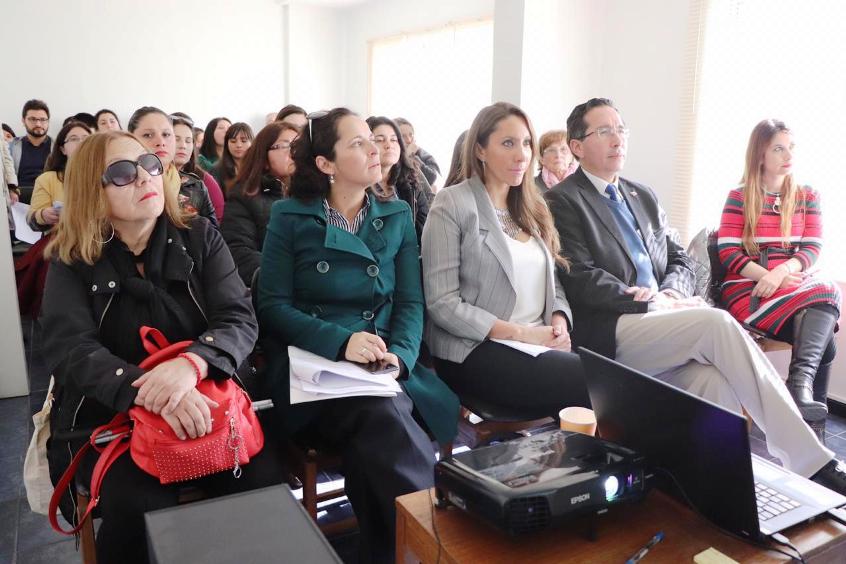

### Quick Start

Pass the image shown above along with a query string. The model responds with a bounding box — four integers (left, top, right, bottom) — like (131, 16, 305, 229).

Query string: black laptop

(578, 347, 845, 539)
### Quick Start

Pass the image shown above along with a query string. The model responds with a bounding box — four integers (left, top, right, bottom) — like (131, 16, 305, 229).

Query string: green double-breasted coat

(257, 194, 458, 445)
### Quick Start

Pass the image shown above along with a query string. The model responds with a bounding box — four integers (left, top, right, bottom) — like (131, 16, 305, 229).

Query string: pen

(625, 531, 664, 564)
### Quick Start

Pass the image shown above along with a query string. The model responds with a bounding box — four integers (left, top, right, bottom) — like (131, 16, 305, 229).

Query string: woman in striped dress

(718, 119, 840, 426)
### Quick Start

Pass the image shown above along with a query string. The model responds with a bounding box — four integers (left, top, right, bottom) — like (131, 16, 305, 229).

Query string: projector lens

(604, 476, 620, 500)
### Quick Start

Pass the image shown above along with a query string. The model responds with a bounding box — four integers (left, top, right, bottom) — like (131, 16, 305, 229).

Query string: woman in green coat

(257, 107, 457, 564)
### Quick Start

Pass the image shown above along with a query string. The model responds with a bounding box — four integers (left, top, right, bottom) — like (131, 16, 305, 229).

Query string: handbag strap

(48, 414, 132, 535)
(139, 326, 172, 356)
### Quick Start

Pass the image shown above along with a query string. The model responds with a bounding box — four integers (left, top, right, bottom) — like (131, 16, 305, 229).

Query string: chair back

(685, 227, 724, 307)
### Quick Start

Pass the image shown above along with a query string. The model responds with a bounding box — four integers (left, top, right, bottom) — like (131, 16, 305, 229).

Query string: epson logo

(570, 493, 591, 505)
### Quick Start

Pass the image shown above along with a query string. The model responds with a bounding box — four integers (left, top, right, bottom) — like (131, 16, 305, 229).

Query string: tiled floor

(3, 318, 846, 563)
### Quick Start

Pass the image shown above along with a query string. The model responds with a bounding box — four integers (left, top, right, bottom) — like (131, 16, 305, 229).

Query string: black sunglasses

(101, 153, 164, 187)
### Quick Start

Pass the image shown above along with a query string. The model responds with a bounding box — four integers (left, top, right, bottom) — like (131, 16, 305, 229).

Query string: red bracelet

(178, 353, 203, 386)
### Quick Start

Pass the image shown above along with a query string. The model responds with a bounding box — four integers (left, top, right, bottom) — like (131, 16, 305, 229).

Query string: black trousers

(79, 434, 284, 564)
(433, 340, 591, 421)
(288, 393, 435, 564)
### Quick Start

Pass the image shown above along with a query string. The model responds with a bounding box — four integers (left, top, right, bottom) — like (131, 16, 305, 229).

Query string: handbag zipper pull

(228, 417, 242, 479)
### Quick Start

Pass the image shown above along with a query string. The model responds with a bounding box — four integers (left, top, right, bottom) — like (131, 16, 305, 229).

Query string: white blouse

(504, 235, 547, 326)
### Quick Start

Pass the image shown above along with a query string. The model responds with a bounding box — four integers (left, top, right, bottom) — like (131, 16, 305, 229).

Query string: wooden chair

(75, 489, 97, 564)
(281, 440, 357, 536)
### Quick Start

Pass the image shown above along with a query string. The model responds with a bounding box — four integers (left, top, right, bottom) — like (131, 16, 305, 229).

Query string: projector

(435, 429, 650, 535)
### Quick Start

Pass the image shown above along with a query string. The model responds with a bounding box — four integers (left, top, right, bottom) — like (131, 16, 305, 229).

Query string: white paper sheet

(289, 375, 398, 404)
(490, 339, 551, 357)
(11, 203, 42, 244)
(288, 346, 402, 404)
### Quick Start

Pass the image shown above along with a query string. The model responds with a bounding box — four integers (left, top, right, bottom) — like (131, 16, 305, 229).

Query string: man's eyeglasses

(577, 126, 630, 140)
(269, 143, 291, 152)
(25, 117, 49, 124)
(101, 153, 163, 187)
(307, 110, 329, 140)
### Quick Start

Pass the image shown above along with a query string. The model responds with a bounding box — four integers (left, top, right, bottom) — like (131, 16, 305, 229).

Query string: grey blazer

(421, 176, 572, 363)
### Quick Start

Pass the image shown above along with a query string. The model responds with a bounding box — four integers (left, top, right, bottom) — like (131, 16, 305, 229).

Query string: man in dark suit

(546, 97, 846, 494)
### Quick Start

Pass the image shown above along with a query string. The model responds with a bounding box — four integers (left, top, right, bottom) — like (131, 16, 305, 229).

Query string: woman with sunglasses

(197, 117, 231, 171)
(210, 122, 253, 195)
(258, 108, 458, 564)
(366, 116, 433, 241)
(28, 120, 92, 230)
(41, 131, 274, 564)
(221, 121, 297, 286)
(171, 112, 224, 224)
(128, 107, 218, 227)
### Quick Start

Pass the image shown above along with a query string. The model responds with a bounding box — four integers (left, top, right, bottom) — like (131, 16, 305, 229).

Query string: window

(682, 0, 846, 277)
(369, 19, 493, 186)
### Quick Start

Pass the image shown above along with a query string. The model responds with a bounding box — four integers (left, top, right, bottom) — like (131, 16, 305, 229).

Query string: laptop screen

(578, 348, 761, 538)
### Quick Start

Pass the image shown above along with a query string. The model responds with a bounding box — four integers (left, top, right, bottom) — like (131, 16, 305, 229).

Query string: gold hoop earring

(94, 223, 115, 245)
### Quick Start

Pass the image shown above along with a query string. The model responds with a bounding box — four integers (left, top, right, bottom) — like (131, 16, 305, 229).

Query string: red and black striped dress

(717, 187, 841, 335)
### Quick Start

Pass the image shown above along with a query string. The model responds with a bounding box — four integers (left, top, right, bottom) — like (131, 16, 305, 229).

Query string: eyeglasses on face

(269, 143, 291, 152)
(63, 135, 89, 146)
(26, 117, 49, 124)
(577, 126, 630, 140)
(101, 153, 163, 187)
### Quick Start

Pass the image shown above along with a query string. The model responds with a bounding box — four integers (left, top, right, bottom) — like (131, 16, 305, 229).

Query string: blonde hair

(740, 119, 802, 256)
(46, 131, 188, 265)
(461, 102, 568, 268)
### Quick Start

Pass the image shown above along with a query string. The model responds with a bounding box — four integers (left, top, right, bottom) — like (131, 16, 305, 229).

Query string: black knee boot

(787, 309, 837, 422)
(808, 359, 831, 443)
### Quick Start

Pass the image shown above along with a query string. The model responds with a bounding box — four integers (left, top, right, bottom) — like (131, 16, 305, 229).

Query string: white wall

(518, 0, 691, 206)
(0, 0, 286, 136)
(598, 0, 692, 208)
(520, 0, 605, 136)
(287, 2, 346, 111)
(339, 0, 495, 115)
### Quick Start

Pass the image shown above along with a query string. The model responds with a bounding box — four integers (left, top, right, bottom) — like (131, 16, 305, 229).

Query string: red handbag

(49, 327, 264, 535)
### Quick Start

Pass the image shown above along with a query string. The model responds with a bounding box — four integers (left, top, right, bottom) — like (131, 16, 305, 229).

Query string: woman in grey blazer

(421, 103, 589, 421)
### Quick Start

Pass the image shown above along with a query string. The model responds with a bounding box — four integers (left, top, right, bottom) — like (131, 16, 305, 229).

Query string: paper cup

(559, 407, 597, 436)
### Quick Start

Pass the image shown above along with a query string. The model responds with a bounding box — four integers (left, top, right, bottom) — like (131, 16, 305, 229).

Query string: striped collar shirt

(322, 196, 371, 234)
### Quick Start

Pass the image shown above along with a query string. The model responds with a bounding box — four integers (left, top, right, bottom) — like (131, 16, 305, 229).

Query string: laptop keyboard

(755, 482, 802, 522)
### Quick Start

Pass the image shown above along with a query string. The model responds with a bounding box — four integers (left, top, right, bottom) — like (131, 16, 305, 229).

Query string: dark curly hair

(289, 107, 356, 201)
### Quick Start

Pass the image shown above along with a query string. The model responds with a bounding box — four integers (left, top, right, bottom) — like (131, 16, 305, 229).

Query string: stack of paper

(490, 339, 551, 357)
(289, 346, 402, 404)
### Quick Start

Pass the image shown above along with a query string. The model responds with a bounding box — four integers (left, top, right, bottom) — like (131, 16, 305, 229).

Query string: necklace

(764, 190, 782, 215)
(494, 207, 522, 239)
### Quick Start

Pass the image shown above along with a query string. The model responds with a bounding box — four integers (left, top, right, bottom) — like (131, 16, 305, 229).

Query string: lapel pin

(629, 191, 638, 197)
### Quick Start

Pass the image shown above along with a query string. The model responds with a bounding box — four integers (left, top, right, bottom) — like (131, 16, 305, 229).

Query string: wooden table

(396, 489, 846, 563)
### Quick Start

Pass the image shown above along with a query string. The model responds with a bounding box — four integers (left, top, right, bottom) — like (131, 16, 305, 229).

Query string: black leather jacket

(42, 217, 256, 517)
(179, 171, 219, 228)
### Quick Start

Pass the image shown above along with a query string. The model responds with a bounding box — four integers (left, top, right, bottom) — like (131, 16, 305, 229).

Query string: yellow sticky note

(693, 547, 740, 564)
